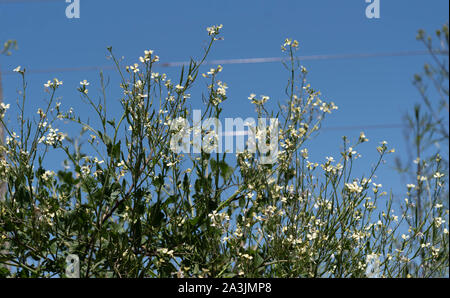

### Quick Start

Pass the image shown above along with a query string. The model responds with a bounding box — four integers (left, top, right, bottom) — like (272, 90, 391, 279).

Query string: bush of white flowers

(0, 24, 448, 278)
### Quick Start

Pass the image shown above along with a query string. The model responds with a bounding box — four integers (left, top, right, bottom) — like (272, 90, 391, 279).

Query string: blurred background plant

(395, 23, 449, 277)
(1, 39, 17, 200)
(0, 39, 18, 276)
(1, 40, 17, 56)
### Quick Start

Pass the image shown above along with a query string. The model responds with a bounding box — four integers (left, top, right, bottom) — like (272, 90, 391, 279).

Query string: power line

(321, 123, 407, 131)
(219, 123, 409, 137)
(1, 50, 448, 76)
(0, 0, 61, 3)
(162, 50, 448, 67)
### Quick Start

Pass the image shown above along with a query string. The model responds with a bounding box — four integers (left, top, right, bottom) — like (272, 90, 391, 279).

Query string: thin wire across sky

(1, 49, 447, 75)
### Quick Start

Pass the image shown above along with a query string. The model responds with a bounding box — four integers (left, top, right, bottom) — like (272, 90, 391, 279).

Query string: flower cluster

(44, 78, 63, 90)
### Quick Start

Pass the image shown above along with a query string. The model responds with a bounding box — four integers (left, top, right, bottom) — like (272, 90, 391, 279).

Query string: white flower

(365, 253, 381, 278)
(418, 175, 427, 181)
(80, 166, 90, 177)
(140, 49, 156, 63)
(260, 95, 270, 104)
(13, 66, 22, 73)
(406, 184, 416, 189)
(345, 181, 363, 194)
(248, 94, 269, 105)
(80, 80, 90, 86)
(433, 172, 444, 179)
(282, 38, 292, 48)
(325, 156, 334, 163)
(0, 103, 10, 110)
(157, 248, 174, 258)
(348, 147, 357, 156)
(421, 243, 431, 248)
(372, 183, 382, 193)
(206, 65, 223, 75)
(434, 217, 445, 228)
(127, 63, 140, 73)
(166, 161, 176, 167)
(206, 24, 223, 36)
(41, 170, 55, 182)
(41, 127, 66, 146)
(216, 80, 227, 96)
(44, 78, 63, 89)
(359, 131, 369, 142)
(300, 148, 308, 159)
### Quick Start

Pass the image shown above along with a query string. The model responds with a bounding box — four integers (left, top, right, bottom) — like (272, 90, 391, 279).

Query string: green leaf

(149, 202, 165, 228)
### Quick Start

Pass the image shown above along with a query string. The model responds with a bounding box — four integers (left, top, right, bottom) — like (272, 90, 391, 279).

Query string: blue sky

(1, 0, 449, 199)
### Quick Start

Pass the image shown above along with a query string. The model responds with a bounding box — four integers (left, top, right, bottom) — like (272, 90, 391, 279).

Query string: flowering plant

(0, 25, 448, 278)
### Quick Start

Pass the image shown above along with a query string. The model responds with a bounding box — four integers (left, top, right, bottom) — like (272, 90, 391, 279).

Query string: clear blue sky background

(1, 0, 449, 201)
